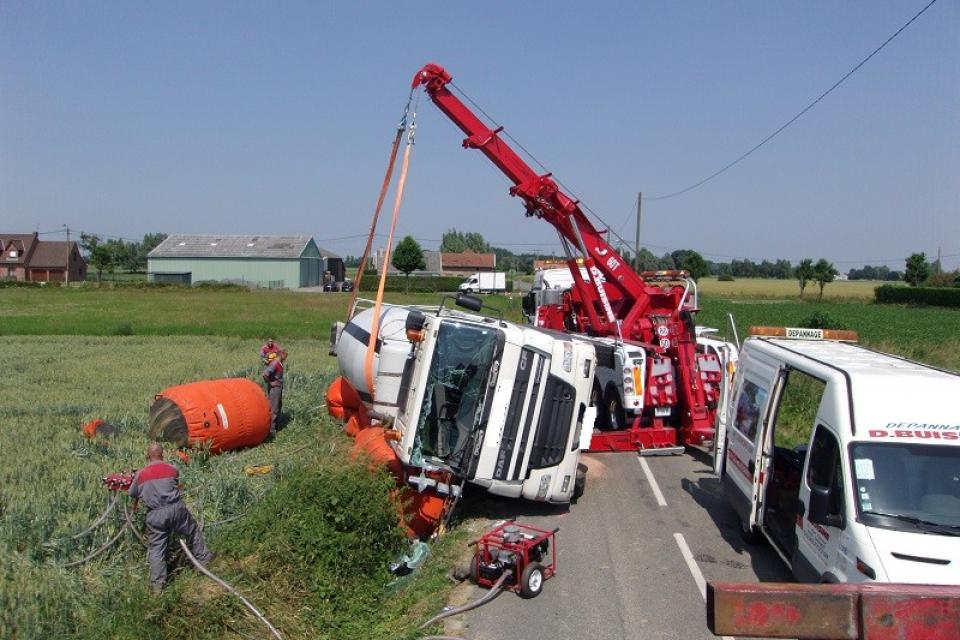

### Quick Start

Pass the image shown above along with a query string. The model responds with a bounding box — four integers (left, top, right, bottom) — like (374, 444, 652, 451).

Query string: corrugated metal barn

(147, 235, 333, 289)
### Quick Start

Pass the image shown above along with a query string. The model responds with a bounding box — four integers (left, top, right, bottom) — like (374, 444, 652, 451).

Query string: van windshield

(415, 320, 501, 470)
(851, 442, 960, 533)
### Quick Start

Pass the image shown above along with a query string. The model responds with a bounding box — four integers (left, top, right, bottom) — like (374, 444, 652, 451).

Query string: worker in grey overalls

(262, 350, 287, 436)
(129, 443, 212, 591)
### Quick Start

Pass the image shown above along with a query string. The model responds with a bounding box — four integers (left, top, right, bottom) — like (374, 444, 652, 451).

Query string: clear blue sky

(2, 1, 957, 269)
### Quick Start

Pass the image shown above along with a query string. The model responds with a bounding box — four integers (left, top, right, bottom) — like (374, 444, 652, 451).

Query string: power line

(647, 0, 941, 201)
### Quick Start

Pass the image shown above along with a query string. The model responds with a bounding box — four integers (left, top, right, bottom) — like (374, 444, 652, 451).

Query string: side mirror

(455, 293, 483, 312)
(807, 484, 843, 528)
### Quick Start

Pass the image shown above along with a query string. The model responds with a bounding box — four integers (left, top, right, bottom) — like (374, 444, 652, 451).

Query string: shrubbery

(0, 280, 42, 288)
(875, 285, 960, 308)
(799, 311, 847, 330)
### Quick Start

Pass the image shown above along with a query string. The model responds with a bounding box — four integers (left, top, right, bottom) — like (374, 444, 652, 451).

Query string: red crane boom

(412, 63, 718, 445)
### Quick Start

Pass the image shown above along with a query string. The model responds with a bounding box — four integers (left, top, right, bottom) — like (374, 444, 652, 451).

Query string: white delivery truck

(332, 295, 596, 503)
(720, 327, 960, 585)
(458, 272, 506, 294)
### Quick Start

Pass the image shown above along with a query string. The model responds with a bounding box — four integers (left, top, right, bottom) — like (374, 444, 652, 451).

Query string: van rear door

(723, 347, 779, 532)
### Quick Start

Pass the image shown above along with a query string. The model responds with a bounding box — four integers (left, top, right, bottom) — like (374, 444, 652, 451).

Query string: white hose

(178, 539, 284, 640)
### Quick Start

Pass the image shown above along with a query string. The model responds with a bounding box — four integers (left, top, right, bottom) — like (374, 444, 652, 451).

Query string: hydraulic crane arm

(412, 63, 717, 440)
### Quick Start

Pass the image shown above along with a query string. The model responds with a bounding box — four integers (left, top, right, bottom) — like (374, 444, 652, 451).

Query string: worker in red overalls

(259, 337, 281, 364)
(262, 350, 287, 436)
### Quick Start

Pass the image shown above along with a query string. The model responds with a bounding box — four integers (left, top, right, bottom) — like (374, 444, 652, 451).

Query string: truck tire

(591, 383, 612, 430)
(573, 465, 587, 500)
(519, 562, 545, 599)
(604, 387, 625, 430)
(594, 343, 616, 370)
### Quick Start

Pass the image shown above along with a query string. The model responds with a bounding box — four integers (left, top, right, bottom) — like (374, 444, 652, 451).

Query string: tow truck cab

(721, 328, 960, 585)
(335, 300, 596, 503)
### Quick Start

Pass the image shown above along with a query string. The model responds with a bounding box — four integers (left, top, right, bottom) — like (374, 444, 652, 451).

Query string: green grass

(0, 287, 520, 338)
(0, 336, 467, 639)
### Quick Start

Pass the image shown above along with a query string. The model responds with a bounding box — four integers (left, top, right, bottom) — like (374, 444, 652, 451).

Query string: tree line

(79, 232, 168, 281)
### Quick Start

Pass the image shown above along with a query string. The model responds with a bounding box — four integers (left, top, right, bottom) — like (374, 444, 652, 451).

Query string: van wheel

(738, 517, 762, 545)
(604, 388, 625, 430)
(463, 288, 473, 294)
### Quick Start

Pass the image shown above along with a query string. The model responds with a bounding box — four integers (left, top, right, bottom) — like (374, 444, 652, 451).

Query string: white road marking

(673, 532, 736, 640)
(638, 457, 667, 507)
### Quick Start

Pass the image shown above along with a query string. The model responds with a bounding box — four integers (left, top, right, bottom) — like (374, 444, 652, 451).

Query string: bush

(357, 276, 464, 293)
(0, 280, 41, 288)
(799, 311, 847, 330)
(111, 322, 134, 336)
(717, 274, 735, 282)
(875, 285, 960, 308)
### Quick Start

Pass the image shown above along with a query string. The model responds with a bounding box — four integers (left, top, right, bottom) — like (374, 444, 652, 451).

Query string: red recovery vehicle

(412, 63, 725, 451)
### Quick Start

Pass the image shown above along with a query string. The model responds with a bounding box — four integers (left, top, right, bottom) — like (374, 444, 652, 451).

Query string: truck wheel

(463, 288, 473, 294)
(592, 383, 612, 430)
(519, 562, 545, 598)
(604, 388, 625, 430)
(573, 466, 587, 500)
(738, 517, 762, 545)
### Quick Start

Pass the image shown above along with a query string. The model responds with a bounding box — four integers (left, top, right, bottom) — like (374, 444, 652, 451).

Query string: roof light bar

(748, 326, 859, 342)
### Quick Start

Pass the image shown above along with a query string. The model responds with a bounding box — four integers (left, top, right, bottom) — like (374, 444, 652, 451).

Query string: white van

(720, 327, 960, 584)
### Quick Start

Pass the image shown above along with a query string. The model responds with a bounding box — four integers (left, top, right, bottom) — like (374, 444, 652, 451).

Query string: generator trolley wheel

(519, 562, 545, 599)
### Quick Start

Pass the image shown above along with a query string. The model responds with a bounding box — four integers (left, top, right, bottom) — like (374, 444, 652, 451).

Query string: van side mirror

(808, 484, 843, 528)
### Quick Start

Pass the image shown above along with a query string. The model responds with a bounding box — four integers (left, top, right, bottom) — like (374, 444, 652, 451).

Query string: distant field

(698, 277, 897, 301)
(0, 287, 505, 339)
(3, 284, 957, 369)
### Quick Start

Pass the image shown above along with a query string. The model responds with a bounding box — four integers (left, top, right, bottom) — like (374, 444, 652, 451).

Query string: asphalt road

(452, 450, 792, 640)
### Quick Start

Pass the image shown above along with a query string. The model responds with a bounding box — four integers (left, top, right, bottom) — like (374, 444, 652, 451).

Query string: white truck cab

(333, 298, 596, 503)
(721, 327, 960, 585)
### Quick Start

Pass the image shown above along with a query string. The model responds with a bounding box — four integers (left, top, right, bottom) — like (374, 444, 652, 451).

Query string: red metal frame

(412, 63, 716, 446)
(707, 581, 960, 640)
(586, 418, 680, 452)
(472, 522, 557, 594)
(103, 472, 134, 492)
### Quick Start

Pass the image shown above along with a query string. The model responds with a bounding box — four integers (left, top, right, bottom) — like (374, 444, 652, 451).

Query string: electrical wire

(647, 0, 941, 201)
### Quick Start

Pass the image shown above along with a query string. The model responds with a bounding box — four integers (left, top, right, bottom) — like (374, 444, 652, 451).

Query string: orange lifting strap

(364, 109, 417, 397)
(346, 123, 404, 323)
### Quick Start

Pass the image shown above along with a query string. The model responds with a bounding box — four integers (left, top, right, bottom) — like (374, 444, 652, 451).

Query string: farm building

(1, 232, 87, 283)
(147, 235, 333, 288)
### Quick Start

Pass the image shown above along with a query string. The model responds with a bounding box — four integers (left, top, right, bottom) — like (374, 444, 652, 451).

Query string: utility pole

(634, 192, 642, 272)
(63, 224, 71, 284)
(937, 246, 942, 275)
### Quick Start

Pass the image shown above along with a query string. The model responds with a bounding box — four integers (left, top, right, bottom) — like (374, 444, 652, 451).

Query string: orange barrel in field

(148, 378, 271, 453)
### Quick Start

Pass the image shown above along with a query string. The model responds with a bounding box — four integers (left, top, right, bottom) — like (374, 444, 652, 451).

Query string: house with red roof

(0, 232, 87, 283)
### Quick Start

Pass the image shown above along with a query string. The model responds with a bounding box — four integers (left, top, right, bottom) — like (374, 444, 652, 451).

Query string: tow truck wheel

(519, 562, 545, 599)
(604, 388, 625, 430)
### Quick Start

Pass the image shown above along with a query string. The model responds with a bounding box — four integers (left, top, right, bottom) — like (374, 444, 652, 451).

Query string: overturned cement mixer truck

(330, 295, 598, 511)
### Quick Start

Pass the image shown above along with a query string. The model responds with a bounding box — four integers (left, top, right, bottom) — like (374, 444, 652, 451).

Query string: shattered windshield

(851, 442, 960, 532)
(415, 320, 501, 469)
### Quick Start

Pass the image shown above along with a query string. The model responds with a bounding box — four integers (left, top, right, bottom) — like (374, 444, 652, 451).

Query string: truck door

(794, 424, 847, 582)
(722, 351, 779, 532)
(711, 341, 739, 474)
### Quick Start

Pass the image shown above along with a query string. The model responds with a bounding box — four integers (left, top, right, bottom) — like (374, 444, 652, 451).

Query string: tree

(79, 233, 111, 282)
(795, 259, 815, 297)
(904, 252, 930, 287)
(440, 229, 490, 253)
(813, 259, 839, 302)
(678, 250, 710, 282)
(392, 236, 426, 291)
